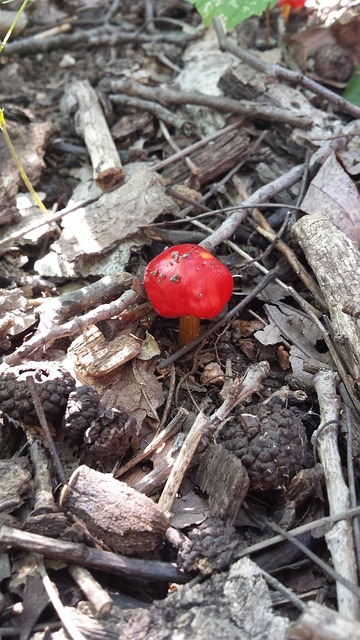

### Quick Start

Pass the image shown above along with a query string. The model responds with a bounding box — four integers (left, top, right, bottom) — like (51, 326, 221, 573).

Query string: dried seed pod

(218, 402, 307, 491)
(177, 517, 244, 574)
(0, 362, 75, 426)
(63, 386, 101, 445)
(83, 406, 138, 472)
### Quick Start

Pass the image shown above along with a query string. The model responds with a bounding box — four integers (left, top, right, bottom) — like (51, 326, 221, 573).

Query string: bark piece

(44, 163, 178, 262)
(292, 212, 360, 380)
(0, 458, 31, 510)
(64, 79, 124, 190)
(60, 465, 170, 558)
(122, 557, 289, 639)
(68, 325, 142, 378)
(288, 601, 360, 640)
(162, 128, 250, 186)
(196, 444, 249, 523)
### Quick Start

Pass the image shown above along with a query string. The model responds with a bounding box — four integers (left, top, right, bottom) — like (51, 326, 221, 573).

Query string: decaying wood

(122, 557, 289, 639)
(313, 371, 360, 620)
(292, 213, 360, 381)
(64, 79, 124, 190)
(69, 325, 142, 378)
(162, 128, 250, 186)
(0, 458, 31, 510)
(36, 162, 178, 276)
(0, 525, 187, 584)
(29, 438, 58, 515)
(287, 601, 360, 640)
(196, 444, 250, 523)
(60, 465, 170, 558)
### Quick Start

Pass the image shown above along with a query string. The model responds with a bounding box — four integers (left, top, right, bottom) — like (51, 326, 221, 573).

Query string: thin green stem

(0, 0, 31, 55)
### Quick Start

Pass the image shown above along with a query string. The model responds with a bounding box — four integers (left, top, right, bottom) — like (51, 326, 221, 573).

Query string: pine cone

(177, 517, 244, 574)
(0, 362, 75, 426)
(83, 407, 138, 472)
(218, 402, 307, 491)
(63, 386, 101, 445)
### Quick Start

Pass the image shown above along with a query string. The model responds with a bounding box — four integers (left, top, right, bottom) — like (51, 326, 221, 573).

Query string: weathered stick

(108, 78, 312, 129)
(293, 213, 360, 381)
(313, 370, 360, 620)
(64, 79, 124, 190)
(0, 526, 187, 583)
(213, 17, 360, 120)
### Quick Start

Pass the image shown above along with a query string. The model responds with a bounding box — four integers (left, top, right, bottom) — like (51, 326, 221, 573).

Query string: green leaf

(343, 64, 360, 108)
(187, 0, 278, 29)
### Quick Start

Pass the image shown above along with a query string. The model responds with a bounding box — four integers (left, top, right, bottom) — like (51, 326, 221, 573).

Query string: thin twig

(27, 377, 66, 486)
(236, 505, 360, 559)
(36, 556, 86, 640)
(259, 568, 305, 611)
(213, 17, 360, 120)
(158, 361, 270, 515)
(109, 78, 312, 129)
(345, 406, 360, 578)
(158, 269, 278, 369)
(267, 520, 360, 603)
(5, 288, 141, 366)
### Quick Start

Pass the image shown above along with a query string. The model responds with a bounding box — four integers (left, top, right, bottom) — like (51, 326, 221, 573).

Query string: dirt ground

(1, 0, 360, 638)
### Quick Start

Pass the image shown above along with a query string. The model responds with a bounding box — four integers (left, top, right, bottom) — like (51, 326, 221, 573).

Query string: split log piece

(292, 213, 360, 381)
(64, 79, 124, 190)
(60, 465, 170, 558)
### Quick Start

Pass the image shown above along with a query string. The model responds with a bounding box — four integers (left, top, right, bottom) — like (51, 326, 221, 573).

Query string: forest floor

(1, 0, 360, 638)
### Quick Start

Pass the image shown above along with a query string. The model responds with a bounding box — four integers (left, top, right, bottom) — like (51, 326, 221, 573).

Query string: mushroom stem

(281, 3, 292, 21)
(179, 315, 200, 346)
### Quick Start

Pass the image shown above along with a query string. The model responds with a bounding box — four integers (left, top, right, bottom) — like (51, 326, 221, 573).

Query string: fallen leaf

(301, 152, 360, 247)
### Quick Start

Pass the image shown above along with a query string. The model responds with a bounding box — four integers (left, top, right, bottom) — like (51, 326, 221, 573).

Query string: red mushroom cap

(276, 0, 306, 7)
(144, 244, 233, 319)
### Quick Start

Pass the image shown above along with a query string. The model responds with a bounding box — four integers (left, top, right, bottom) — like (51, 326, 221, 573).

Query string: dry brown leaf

(101, 360, 165, 430)
(301, 152, 360, 247)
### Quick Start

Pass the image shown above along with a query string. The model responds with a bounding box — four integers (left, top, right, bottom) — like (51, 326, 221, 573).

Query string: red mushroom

(276, 0, 306, 21)
(144, 244, 233, 346)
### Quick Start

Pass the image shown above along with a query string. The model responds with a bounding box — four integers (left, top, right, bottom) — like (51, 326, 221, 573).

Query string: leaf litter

(1, 0, 360, 637)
